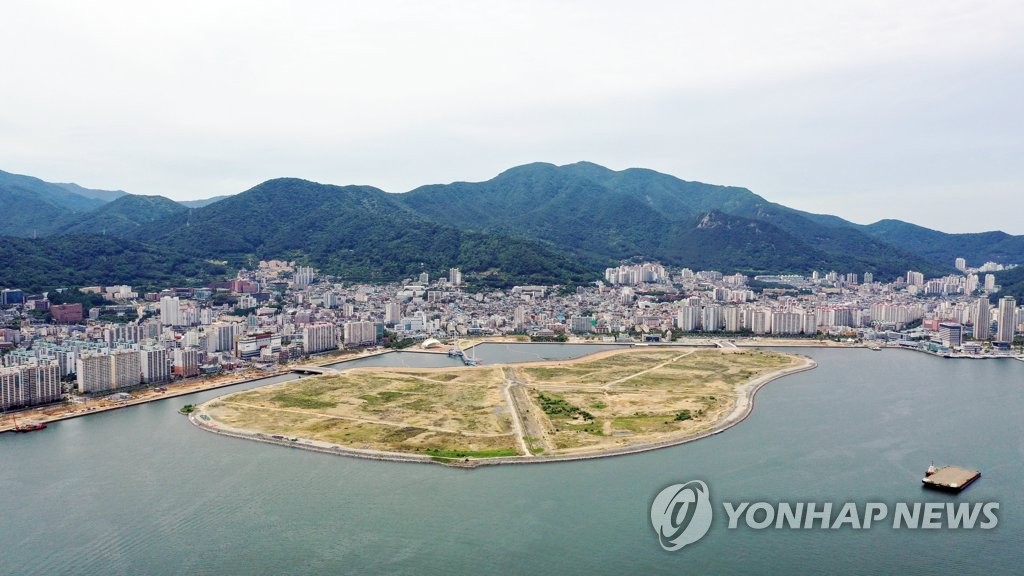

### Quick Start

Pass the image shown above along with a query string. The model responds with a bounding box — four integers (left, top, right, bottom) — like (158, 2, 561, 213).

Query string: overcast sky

(2, 1, 1022, 233)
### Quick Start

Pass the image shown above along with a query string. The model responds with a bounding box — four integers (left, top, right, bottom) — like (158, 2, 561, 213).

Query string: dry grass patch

(201, 347, 801, 459)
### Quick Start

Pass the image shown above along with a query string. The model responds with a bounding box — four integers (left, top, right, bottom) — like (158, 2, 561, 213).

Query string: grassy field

(516, 349, 797, 452)
(202, 348, 799, 460)
(206, 366, 518, 455)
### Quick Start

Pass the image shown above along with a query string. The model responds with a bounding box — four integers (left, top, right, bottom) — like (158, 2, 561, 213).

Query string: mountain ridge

(3, 162, 1019, 291)
(55, 194, 189, 237)
(134, 177, 594, 288)
(179, 195, 230, 208)
(0, 169, 123, 236)
(857, 219, 1024, 268)
(396, 162, 949, 278)
(0, 234, 228, 291)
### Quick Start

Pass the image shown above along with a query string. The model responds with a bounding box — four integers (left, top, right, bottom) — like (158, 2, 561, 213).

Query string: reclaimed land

(191, 347, 815, 467)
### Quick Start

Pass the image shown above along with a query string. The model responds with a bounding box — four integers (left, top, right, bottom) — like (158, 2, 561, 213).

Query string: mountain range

(1, 163, 1021, 292)
(0, 169, 218, 237)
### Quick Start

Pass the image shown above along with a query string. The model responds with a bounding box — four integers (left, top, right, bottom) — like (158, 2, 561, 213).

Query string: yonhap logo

(650, 480, 713, 551)
(651, 479, 1000, 551)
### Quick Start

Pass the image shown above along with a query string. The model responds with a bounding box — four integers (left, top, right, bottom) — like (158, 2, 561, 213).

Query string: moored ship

(922, 461, 980, 492)
(13, 417, 47, 433)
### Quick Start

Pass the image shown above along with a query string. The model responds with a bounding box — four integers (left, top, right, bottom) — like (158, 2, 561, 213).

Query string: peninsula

(191, 347, 815, 466)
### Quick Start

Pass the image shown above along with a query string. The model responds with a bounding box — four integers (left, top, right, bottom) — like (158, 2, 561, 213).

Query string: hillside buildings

(605, 263, 667, 285)
(1, 289, 24, 307)
(207, 322, 240, 354)
(0, 361, 61, 410)
(76, 349, 142, 393)
(997, 296, 1017, 344)
(343, 321, 376, 347)
(448, 268, 462, 287)
(294, 266, 316, 289)
(235, 332, 282, 361)
(140, 346, 171, 384)
(302, 323, 338, 354)
(0, 256, 1020, 416)
(173, 348, 200, 378)
(973, 298, 991, 340)
(50, 303, 84, 323)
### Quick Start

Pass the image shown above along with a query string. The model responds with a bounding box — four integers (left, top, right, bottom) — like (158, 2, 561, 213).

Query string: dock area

(923, 466, 981, 492)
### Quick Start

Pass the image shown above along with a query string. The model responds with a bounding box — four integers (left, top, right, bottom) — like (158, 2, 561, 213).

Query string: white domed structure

(420, 338, 443, 349)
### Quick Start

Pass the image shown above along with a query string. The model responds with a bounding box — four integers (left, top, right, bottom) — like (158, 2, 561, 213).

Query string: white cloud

(1, 0, 1022, 232)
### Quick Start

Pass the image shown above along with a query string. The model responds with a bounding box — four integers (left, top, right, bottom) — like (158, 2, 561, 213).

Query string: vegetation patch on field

(537, 392, 594, 421)
(270, 392, 337, 410)
(200, 347, 801, 462)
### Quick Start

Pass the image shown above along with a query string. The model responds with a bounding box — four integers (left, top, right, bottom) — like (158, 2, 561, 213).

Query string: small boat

(13, 417, 47, 433)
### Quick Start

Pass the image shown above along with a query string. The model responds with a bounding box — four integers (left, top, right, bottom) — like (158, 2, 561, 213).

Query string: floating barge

(922, 464, 981, 493)
(11, 417, 47, 433)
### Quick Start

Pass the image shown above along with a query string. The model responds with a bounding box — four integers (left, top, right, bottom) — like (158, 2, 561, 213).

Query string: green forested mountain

(994, 266, 1024, 304)
(5, 162, 1018, 291)
(137, 178, 593, 286)
(0, 170, 106, 236)
(55, 194, 188, 237)
(52, 181, 127, 203)
(658, 210, 836, 273)
(557, 161, 767, 217)
(550, 163, 1022, 272)
(0, 186, 74, 238)
(179, 195, 230, 208)
(0, 234, 228, 292)
(398, 162, 946, 279)
(0, 169, 133, 236)
(858, 219, 1024, 268)
(720, 202, 947, 279)
(0, 170, 109, 212)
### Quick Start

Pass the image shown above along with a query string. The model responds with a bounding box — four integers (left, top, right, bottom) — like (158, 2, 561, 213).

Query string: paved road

(601, 350, 695, 389)
(500, 368, 531, 456)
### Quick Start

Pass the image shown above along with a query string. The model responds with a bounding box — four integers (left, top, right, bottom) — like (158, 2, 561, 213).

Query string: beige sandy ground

(192, 347, 816, 467)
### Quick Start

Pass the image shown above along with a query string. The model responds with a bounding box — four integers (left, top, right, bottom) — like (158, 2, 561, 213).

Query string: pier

(447, 343, 479, 366)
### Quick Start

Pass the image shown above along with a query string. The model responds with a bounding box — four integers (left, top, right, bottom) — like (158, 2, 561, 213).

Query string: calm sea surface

(2, 345, 1021, 575)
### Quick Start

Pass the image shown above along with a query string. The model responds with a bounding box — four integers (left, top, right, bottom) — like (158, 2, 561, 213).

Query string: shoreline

(0, 348, 392, 434)
(5, 338, 1014, 435)
(886, 343, 1022, 361)
(189, 351, 817, 468)
(0, 369, 292, 433)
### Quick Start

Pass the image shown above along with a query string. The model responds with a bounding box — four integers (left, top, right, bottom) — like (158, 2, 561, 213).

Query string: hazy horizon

(3, 1, 1023, 234)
